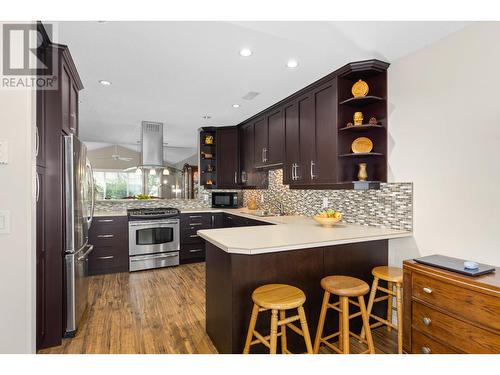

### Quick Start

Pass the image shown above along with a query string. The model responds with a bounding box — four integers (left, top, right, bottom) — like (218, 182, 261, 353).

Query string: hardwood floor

(39, 262, 398, 354)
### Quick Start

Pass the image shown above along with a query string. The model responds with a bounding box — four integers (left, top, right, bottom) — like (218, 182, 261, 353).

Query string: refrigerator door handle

(86, 159, 95, 228)
(77, 245, 94, 261)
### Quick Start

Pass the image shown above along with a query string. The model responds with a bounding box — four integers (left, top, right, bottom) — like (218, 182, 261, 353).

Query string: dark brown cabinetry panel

(266, 109, 284, 166)
(88, 216, 129, 276)
(36, 24, 83, 350)
(239, 123, 268, 188)
(283, 101, 299, 185)
(216, 127, 239, 189)
(253, 117, 267, 168)
(297, 93, 315, 185)
(312, 80, 337, 183)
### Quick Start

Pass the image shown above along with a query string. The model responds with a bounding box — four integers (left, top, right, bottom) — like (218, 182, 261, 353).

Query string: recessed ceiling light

(287, 60, 299, 69)
(239, 48, 252, 57)
(232, 104, 240, 108)
(99, 80, 112, 86)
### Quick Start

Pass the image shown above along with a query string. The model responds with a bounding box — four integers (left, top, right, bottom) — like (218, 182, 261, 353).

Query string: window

(93, 170, 143, 199)
(147, 173, 161, 197)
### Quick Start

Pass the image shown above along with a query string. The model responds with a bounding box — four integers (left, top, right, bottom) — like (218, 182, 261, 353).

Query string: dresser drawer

(412, 301, 500, 353)
(88, 245, 128, 275)
(411, 329, 457, 354)
(90, 231, 128, 247)
(412, 272, 500, 331)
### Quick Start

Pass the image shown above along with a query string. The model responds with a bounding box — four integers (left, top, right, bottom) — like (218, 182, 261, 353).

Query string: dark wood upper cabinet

(240, 122, 253, 186)
(312, 80, 337, 184)
(253, 116, 267, 168)
(297, 92, 315, 185)
(266, 109, 284, 166)
(216, 127, 239, 189)
(283, 101, 299, 185)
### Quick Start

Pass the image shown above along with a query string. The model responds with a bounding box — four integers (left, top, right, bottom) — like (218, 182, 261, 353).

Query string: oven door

(128, 220, 180, 256)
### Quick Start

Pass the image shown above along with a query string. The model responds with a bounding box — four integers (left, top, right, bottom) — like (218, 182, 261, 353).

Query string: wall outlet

(0, 140, 8, 164)
(322, 197, 329, 208)
(0, 210, 11, 234)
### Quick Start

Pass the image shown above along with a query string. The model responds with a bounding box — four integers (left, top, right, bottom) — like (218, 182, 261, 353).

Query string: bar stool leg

(340, 297, 350, 354)
(243, 303, 259, 354)
(279, 310, 287, 354)
(358, 296, 375, 354)
(387, 282, 393, 332)
(338, 302, 343, 351)
(297, 306, 313, 354)
(270, 309, 279, 354)
(396, 283, 403, 354)
(360, 277, 379, 340)
(313, 291, 330, 353)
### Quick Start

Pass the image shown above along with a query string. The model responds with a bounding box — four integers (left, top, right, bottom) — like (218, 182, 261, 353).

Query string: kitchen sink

(242, 210, 283, 217)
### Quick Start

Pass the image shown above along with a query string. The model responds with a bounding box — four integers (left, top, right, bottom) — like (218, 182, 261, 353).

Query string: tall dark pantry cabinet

(36, 23, 83, 350)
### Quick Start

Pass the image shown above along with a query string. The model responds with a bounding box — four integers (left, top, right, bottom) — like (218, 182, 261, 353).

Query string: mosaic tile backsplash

(95, 169, 412, 231)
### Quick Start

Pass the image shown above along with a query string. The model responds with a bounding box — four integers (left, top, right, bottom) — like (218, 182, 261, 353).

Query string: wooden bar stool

(243, 284, 313, 354)
(313, 276, 375, 354)
(360, 266, 403, 353)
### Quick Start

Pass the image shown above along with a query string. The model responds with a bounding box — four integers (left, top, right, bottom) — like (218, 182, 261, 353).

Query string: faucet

(272, 200, 285, 216)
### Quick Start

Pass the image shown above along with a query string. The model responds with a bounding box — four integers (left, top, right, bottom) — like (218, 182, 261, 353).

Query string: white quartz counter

(197, 208, 411, 255)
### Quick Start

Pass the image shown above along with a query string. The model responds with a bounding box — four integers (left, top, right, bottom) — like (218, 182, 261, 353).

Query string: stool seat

(372, 266, 403, 283)
(321, 276, 369, 297)
(252, 284, 306, 310)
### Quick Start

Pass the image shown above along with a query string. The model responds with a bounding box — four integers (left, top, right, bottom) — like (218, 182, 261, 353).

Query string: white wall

(388, 22, 500, 267)
(0, 23, 37, 354)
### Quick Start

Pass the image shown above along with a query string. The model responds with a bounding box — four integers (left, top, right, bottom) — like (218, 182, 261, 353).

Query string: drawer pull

(421, 346, 431, 354)
(97, 256, 114, 260)
(189, 249, 203, 253)
(422, 317, 431, 326)
(189, 215, 203, 218)
(189, 234, 199, 238)
(422, 287, 433, 294)
(97, 234, 114, 238)
(98, 219, 114, 223)
(189, 223, 203, 226)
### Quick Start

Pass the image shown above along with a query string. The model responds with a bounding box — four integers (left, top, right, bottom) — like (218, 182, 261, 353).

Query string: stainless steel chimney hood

(139, 121, 164, 169)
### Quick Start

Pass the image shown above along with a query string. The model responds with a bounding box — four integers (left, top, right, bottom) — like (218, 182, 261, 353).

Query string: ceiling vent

(242, 91, 260, 100)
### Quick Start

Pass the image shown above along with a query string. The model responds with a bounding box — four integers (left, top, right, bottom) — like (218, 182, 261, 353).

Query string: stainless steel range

(127, 207, 180, 272)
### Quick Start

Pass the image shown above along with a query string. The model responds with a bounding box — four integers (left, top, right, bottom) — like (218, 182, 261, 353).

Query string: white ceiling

(55, 21, 470, 162)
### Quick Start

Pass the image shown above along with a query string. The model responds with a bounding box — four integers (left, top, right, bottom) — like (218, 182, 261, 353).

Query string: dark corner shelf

(339, 96, 385, 107)
(339, 124, 385, 132)
(339, 152, 384, 157)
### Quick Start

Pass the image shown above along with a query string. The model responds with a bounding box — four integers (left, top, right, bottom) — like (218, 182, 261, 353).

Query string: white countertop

(197, 208, 412, 255)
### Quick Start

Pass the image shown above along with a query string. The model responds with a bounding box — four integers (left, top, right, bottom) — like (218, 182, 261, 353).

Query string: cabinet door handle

(264, 148, 268, 162)
(310, 160, 317, 180)
(421, 347, 431, 354)
(189, 249, 203, 253)
(97, 255, 114, 260)
(189, 234, 199, 238)
(422, 287, 433, 294)
(291, 163, 295, 180)
(422, 317, 431, 326)
(97, 234, 114, 238)
(234, 171, 238, 184)
(189, 215, 202, 219)
(262, 148, 265, 163)
(35, 172, 40, 202)
(241, 171, 247, 183)
(35, 125, 39, 157)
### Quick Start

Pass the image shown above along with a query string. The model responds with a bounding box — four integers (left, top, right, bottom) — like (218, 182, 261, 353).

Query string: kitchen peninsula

(198, 212, 410, 354)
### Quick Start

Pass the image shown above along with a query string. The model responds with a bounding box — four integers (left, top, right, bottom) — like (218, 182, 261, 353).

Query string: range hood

(138, 121, 164, 169)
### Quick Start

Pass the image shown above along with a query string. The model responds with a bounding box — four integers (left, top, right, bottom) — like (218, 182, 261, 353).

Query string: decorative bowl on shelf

(313, 215, 342, 227)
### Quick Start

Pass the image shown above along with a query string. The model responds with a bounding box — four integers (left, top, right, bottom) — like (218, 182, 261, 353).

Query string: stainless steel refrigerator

(63, 134, 95, 337)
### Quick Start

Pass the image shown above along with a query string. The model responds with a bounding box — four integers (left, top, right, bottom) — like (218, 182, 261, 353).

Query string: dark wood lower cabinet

(205, 240, 388, 354)
(88, 216, 129, 275)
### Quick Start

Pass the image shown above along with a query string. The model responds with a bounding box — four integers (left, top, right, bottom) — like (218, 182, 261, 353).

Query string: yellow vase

(357, 163, 368, 181)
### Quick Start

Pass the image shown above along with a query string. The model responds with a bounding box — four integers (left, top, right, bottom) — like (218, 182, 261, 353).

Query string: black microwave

(212, 192, 242, 208)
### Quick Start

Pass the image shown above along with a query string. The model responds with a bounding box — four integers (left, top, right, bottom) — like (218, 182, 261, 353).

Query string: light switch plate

(0, 210, 10, 234)
(0, 140, 8, 164)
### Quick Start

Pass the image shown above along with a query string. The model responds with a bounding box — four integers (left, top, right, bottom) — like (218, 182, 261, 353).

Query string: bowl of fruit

(313, 209, 343, 227)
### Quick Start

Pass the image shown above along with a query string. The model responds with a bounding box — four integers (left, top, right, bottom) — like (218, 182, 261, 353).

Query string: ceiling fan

(95, 145, 134, 162)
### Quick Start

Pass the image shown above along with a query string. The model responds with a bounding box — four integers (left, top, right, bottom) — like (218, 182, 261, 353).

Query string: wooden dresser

(403, 259, 500, 354)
